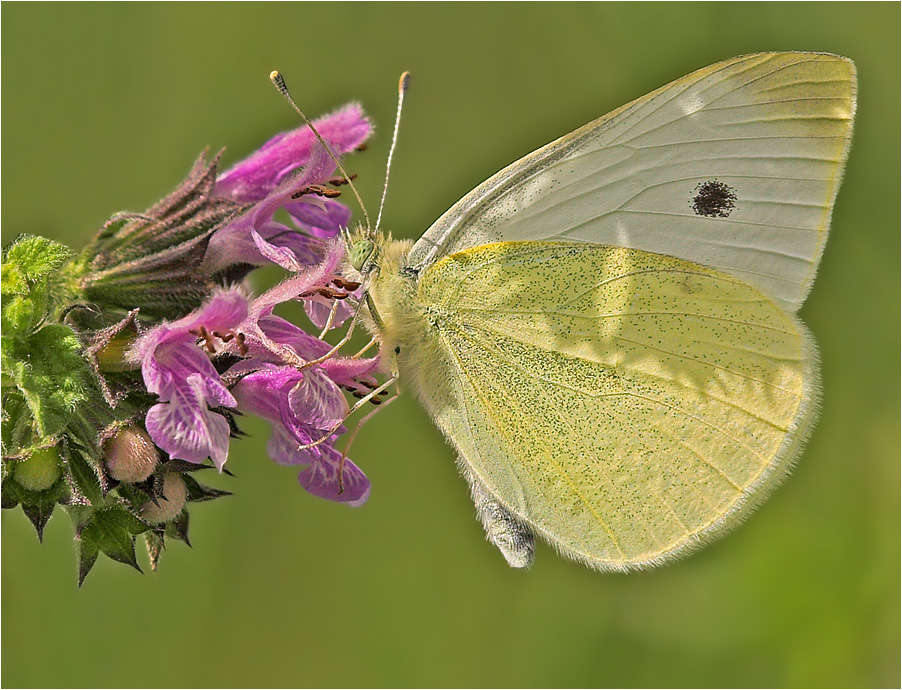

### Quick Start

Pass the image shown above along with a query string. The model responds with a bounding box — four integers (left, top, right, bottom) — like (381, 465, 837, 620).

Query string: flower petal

(296, 443, 371, 507)
(287, 367, 348, 430)
(286, 198, 352, 239)
(265, 422, 312, 467)
(250, 241, 345, 317)
(250, 225, 307, 272)
(130, 288, 247, 399)
(256, 315, 332, 360)
(215, 103, 372, 203)
(202, 218, 326, 275)
(231, 365, 299, 421)
(171, 288, 248, 334)
(145, 374, 232, 468)
(320, 355, 381, 389)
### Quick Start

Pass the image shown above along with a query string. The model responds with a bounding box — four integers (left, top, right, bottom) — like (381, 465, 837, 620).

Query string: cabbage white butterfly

(349, 52, 856, 571)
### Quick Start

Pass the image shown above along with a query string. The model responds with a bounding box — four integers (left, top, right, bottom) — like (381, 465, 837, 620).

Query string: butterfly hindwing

(406, 241, 816, 570)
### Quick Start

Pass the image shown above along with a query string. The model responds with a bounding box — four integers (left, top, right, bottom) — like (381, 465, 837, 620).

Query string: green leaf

(2, 236, 72, 292)
(76, 538, 99, 587)
(182, 473, 232, 503)
(21, 496, 61, 541)
(7, 324, 89, 438)
(1, 295, 41, 335)
(165, 510, 191, 546)
(1, 236, 73, 333)
(1, 474, 69, 541)
(145, 530, 165, 572)
(76, 504, 150, 585)
(0, 476, 17, 510)
(1, 390, 36, 457)
(64, 445, 104, 506)
(1, 257, 26, 296)
(115, 481, 152, 514)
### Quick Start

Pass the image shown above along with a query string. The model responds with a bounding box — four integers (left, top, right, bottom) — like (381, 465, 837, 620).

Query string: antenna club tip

(270, 70, 284, 85)
(399, 71, 412, 93)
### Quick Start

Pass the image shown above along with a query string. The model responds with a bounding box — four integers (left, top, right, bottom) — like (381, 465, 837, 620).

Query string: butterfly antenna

(374, 71, 411, 234)
(270, 70, 371, 230)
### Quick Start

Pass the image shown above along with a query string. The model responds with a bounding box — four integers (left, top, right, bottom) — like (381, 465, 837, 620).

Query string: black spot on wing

(690, 180, 737, 218)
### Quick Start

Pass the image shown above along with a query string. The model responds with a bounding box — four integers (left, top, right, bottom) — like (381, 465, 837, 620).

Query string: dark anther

(212, 330, 235, 342)
(331, 277, 361, 291)
(235, 332, 248, 356)
(189, 325, 217, 353)
(290, 185, 342, 200)
(355, 143, 368, 152)
(328, 174, 357, 187)
(394, 346, 401, 354)
(300, 286, 349, 300)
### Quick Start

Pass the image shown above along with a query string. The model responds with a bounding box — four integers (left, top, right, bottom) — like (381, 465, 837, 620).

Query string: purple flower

(131, 102, 378, 505)
(130, 290, 248, 470)
(225, 243, 378, 505)
(131, 241, 379, 505)
(230, 363, 370, 506)
(201, 104, 371, 276)
(215, 103, 370, 203)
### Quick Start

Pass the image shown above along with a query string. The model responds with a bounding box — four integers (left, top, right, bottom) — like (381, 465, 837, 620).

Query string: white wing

(408, 52, 856, 312)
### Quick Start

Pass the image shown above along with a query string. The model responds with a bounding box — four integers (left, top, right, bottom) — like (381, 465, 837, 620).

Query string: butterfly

(346, 52, 856, 571)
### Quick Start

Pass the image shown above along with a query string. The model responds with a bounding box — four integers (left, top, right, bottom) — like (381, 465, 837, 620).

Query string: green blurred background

(3, 3, 899, 687)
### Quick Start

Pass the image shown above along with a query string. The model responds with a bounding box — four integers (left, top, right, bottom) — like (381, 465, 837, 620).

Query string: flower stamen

(300, 285, 351, 300)
(331, 277, 361, 291)
(328, 174, 357, 187)
(291, 184, 342, 199)
(189, 325, 218, 354)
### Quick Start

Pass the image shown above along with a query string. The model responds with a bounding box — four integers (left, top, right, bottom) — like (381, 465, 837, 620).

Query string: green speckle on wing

(403, 241, 812, 569)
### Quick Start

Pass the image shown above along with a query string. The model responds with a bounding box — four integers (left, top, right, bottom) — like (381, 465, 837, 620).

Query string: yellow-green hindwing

(388, 241, 816, 571)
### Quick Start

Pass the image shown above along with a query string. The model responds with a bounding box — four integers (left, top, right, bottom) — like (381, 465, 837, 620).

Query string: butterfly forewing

(409, 242, 816, 569)
(408, 52, 856, 313)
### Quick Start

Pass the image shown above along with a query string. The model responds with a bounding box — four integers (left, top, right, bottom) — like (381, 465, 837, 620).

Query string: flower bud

(13, 447, 62, 492)
(141, 473, 187, 523)
(104, 426, 159, 483)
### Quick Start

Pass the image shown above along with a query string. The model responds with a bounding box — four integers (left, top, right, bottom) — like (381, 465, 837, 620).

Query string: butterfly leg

(317, 300, 342, 338)
(352, 337, 378, 359)
(336, 394, 399, 495)
(297, 373, 399, 452)
(300, 298, 366, 370)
